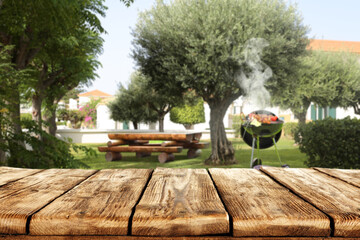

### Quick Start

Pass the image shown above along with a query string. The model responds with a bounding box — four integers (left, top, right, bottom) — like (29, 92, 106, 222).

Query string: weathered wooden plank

(262, 167, 360, 237)
(29, 169, 152, 236)
(0, 167, 43, 186)
(132, 168, 229, 236)
(98, 146, 183, 153)
(209, 168, 330, 237)
(161, 141, 209, 149)
(108, 133, 195, 142)
(107, 140, 150, 147)
(105, 152, 122, 161)
(314, 168, 360, 188)
(0, 235, 347, 240)
(0, 169, 96, 234)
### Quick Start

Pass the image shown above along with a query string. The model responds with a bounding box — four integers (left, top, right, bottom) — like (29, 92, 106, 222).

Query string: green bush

(56, 109, 83, 128)
(282, 122, 298, 138)
(4, 119, 96, 168)
(232, 115, 242, 138)
(294, 117, 360, 168)
(170, 99, 205, 128)
(20, 113, 33, 128)
(56, 121, 66, 126)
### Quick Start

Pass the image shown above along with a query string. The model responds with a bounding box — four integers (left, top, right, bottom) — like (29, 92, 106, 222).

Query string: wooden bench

(97, 131, 208, 163)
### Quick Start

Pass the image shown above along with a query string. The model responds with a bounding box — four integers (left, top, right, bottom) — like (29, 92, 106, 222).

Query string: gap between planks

(313, 167, 360, 189)
(0, 235, 358, 239)
(260, 168, 335, 237)
(207, 169, 233, 237)
(25, 170, 100, 234)
(127, 169, 154, 236)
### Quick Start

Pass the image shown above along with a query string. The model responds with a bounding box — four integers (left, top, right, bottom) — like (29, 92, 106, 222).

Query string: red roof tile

(78, 90, 112, 97)
(307, 39, 360, 54)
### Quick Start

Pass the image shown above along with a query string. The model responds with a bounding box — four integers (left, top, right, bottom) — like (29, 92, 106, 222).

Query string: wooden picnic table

(1, 166, 360, 239)
(98, 131, 208, 163)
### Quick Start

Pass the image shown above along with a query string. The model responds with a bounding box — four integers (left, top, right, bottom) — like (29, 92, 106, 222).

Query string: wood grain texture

(29, 169, 152, 236)
(262, 167, 360, 237)
(132, 168, 229, 236)
(0, 169, 95, 234)
(98, 146, 183, 153)
(209, 168, 330, 237)
(108, 133, 196, 142)
(0, 167, 43, 186)
(0, 235, 347, 240)
(161, 141, 209, 149)
(314, 168, 360, 188)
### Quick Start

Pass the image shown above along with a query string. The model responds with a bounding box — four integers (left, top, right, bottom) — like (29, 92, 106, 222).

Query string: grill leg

(257, 136, 260, 160)
(272, 137, 283, 166)
(250, 137, 256, 168)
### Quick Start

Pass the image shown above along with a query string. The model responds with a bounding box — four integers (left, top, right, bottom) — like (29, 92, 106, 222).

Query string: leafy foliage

(282, 122, 298, 138)
(275, 50, 360, 123)
(0, 0, 134, 167)
(109, 72, 158, 129)
(79, 98, 101, 129)
(170, 92, 205, 125)
(57, 109, 84, 129)
(231, 115, 242, 138)
(1, 118, 95, 168)
(132, 0, 309, 163)
(294, 118, 360, 168)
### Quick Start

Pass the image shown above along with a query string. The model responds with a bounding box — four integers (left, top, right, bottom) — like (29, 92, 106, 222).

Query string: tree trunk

(353, 103, 360, 115)
(294, 101, 310, 125)
(158, 115, 165, 132)
(183, 124, 194, 130)
(43, 109, 57, 136)
(0, 121, 6, 165)
(133, 121, 138, 130)
(32, 94, 42, 128)
(205, 101, 237, 165)
(7, 88, 24, 166)
(295, 111, 307, 125)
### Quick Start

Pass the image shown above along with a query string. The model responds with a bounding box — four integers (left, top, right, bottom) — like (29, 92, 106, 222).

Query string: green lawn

(74, 137, 307, 169)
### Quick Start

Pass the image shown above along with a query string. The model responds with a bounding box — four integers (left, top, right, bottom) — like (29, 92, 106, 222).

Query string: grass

(73, 137, 307, 169)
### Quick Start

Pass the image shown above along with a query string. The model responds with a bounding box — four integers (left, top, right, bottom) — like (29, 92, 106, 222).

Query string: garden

(0, 0, 360, 170)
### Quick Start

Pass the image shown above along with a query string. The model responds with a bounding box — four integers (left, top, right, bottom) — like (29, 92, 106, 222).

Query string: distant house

(78, 89, 113, 106)
(308, 39, 360, 54)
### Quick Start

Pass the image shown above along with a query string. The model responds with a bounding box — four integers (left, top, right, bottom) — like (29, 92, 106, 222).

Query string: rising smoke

(237, 38, 272, 108)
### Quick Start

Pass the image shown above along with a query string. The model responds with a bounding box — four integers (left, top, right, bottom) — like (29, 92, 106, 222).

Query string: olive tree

(275, 50, 360, 124)
(109, 72, 158, 129)
(132, 0, 308, 164)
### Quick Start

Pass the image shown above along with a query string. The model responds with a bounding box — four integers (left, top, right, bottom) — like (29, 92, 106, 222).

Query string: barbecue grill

(240, 110, 287, 168)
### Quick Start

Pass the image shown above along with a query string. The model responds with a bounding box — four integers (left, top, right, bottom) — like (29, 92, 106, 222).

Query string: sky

(88, 0, 360, 95)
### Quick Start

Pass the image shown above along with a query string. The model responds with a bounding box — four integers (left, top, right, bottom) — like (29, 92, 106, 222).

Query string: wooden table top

(108, 132, 202, 142)
(0, 166, 360, 239)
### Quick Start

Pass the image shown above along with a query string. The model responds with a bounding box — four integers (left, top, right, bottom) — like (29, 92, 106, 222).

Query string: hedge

(294, 117, 360, 168)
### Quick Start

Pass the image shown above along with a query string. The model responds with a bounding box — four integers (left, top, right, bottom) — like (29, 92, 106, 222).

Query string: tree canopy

(109, 72, 158, 129)
(276, 50, 360, 124)
(0, 0, 135, 167)
(132, 0, 309, 164)
(170, 94, 205, 129)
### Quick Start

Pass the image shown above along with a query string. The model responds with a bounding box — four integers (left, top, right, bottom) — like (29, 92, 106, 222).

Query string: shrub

(3, 119, 96, 168)
(294, 117, 360, 168)
(232, 115, 242, 138)
(56, 121, 66, 126)
(20, 113, 33, 128)
(282, 122, 298, 138)
(56, 108, 69, 121)
(170, 98, 205, 129)
(79, 98, 101, 129)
